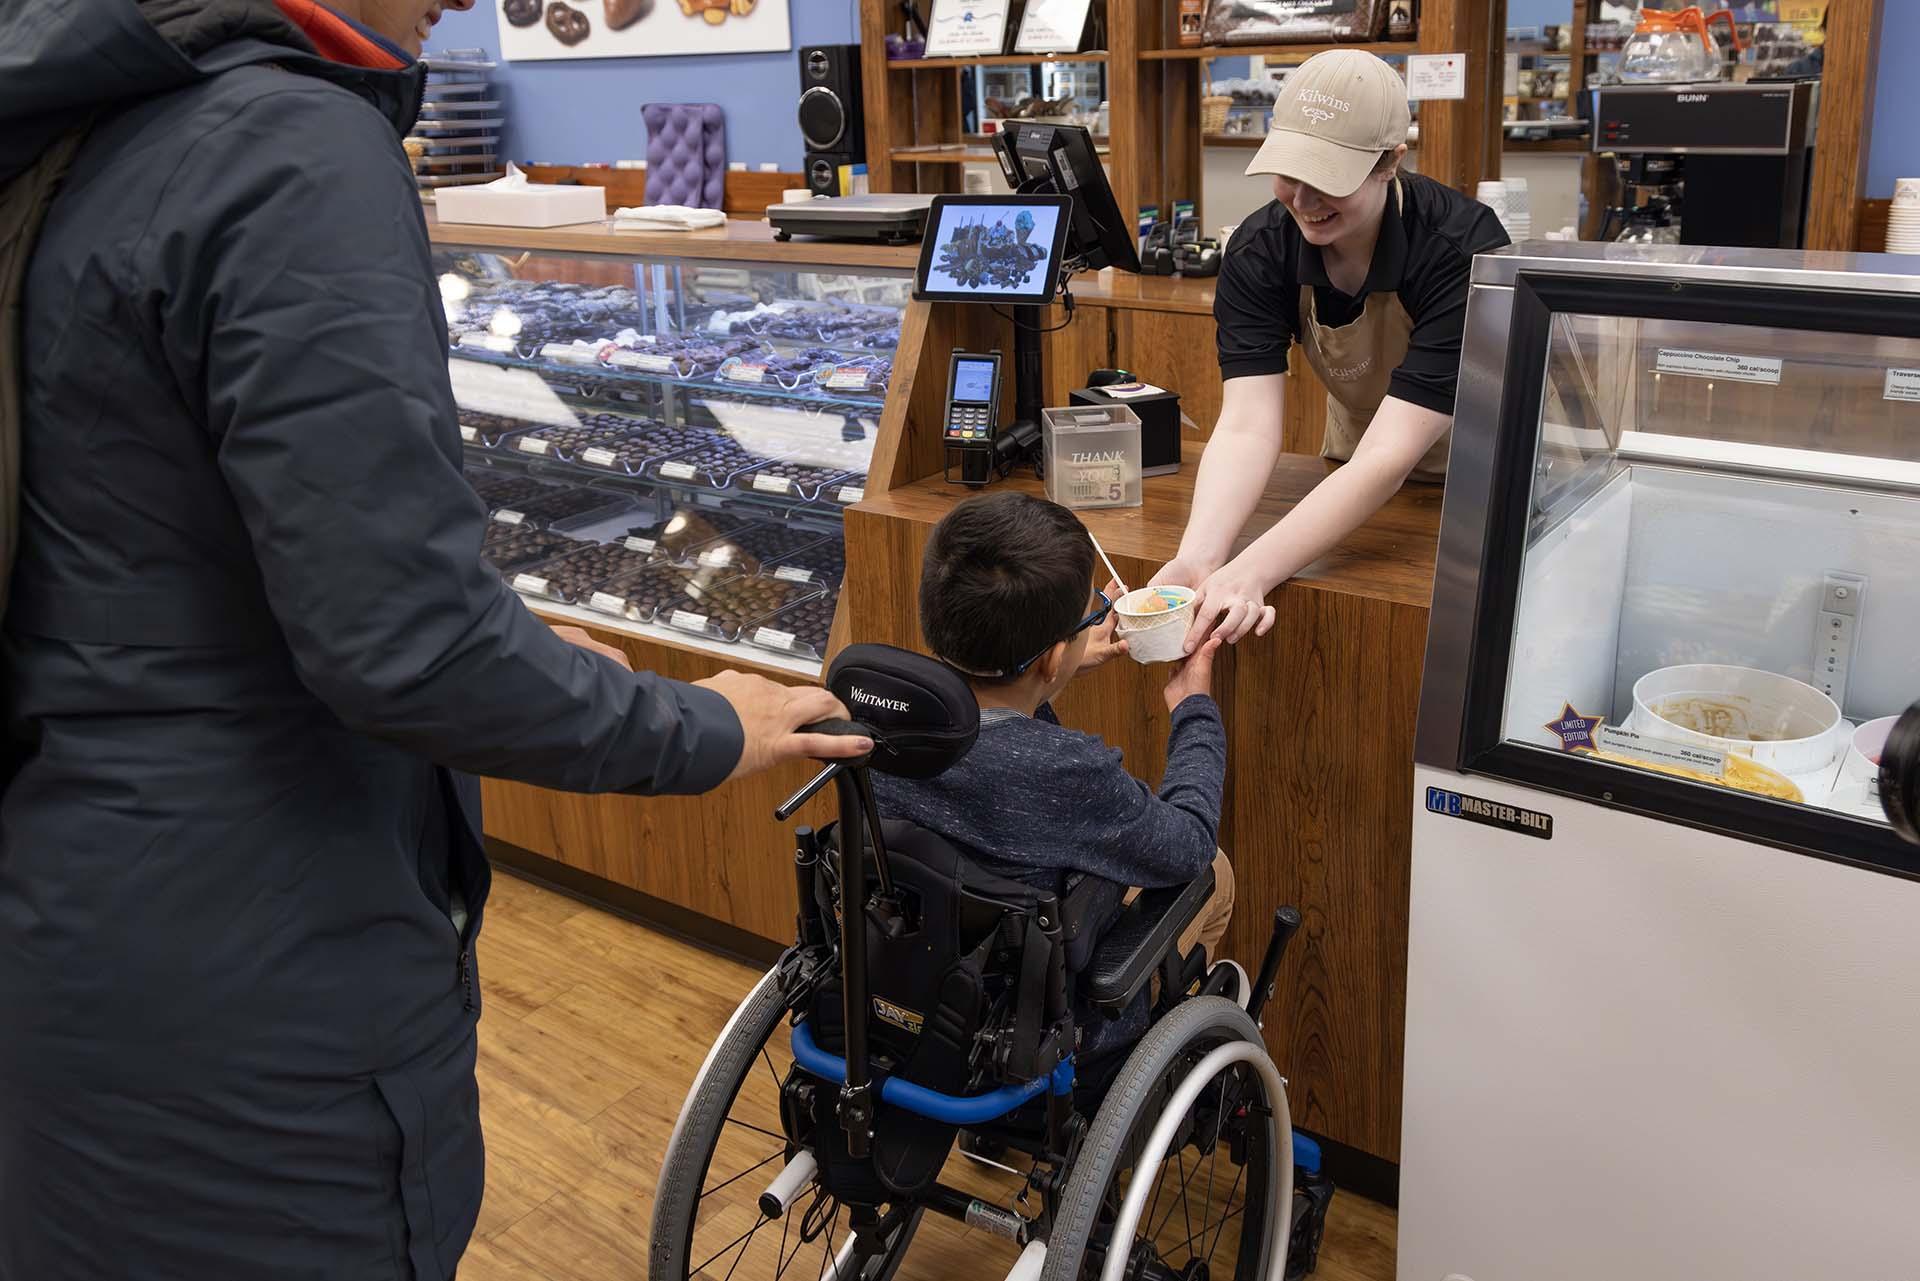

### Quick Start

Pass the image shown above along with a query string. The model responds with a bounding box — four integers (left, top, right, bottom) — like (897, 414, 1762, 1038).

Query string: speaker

(798, 44, 864, 159)
(804, 153, 849, 197)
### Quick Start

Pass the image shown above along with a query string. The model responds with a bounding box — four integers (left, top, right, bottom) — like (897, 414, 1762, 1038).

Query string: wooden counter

(428, 211, 921, 271)
(844, 447, 1441, 1180)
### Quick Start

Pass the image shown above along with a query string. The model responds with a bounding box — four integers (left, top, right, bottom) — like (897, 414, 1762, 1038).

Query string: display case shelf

(1140, 39, 1417, 61)
(887, 52, 1109, 70)
(445, 343, 894, 412)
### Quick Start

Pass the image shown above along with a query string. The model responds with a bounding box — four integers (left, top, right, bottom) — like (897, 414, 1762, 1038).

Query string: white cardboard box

(435, 183, 606, 228)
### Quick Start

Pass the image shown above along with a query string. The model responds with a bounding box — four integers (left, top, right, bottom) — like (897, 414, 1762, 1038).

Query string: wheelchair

(650, 645, 1332, 1281)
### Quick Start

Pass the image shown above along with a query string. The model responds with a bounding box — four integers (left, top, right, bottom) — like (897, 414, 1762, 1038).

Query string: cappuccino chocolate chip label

(1654, 348, 1783, 385)
(1424, 786, 1553, 840)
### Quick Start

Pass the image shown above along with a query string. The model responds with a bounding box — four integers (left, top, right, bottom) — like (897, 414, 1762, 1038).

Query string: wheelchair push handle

(1245, 905, 1304, 1027)
(773, 721, 878, 822)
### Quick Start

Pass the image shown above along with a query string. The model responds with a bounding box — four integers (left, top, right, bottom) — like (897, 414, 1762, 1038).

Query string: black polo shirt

(1213, 171, 1509, 415)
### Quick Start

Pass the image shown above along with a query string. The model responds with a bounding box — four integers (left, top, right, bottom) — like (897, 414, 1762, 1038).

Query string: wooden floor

(460, 870, 1398, 1281)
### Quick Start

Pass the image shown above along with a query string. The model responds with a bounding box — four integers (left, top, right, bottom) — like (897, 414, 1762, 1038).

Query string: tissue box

(436, 183, 606, 228)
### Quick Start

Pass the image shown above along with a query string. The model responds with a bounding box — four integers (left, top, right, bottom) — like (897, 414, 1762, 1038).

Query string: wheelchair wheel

(1041, 997, 1290, 1281)
(649, 966, 923, 1281)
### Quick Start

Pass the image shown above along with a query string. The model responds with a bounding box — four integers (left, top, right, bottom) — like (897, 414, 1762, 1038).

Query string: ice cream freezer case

(1400, 243, 1920, 1280)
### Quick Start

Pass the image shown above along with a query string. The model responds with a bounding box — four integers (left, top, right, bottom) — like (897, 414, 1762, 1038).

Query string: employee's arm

(1156, 374, 1286, 586)
(1183, 395, 1450, 649)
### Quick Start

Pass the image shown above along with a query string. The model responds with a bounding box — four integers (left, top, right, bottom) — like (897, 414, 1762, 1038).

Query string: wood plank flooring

(462, 870, 1398, 1281)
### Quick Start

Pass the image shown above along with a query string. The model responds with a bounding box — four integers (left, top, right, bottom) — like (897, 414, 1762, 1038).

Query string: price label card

(1594, 724, 1729, 776)
(1407, 53, 1468, 101)
(609, 350, 675, 374)
(581, 446, 619, 468)
(753, 627, 798, 652)
(724, 362, 768, 385)
(511, 573, 550, 595)
(493, 510, 526, 526)
(659, 461, 698, 481)
(622, 535, 658, 554)
(774, 565, 814, 584)
(459, 424, 477, 443)
(824, 366, 871, 391)
(457, 333, 516, 353)
(588, 591, 629, 615)
(541, 343, 600, 367)
(1885, 368, 1920, 403)
(836, 485, 866, 505)
(516, 436, 551, 456)
(1655, 348, 1784, 385)
(669, 609, 709, 633)
(752, 473, 793, 495)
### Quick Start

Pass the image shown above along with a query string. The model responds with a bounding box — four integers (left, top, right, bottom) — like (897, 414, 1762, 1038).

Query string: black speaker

(804, 153, 850, 197)
(798, 44, 864, 160)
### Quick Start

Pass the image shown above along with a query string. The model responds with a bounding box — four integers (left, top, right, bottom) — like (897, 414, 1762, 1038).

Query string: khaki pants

(1123, 850, 1236, 966)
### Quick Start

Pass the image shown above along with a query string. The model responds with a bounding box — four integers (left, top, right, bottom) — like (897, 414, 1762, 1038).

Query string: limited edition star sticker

(1544, 703, 1604, 752)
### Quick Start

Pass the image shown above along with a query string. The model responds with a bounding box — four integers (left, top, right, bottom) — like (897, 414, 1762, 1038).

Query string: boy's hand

(1163, 636, 1224, 713)
(1077, 580, 1130, 670)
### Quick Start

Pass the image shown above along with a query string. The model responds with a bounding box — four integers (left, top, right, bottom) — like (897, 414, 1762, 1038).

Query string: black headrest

(826, 644, 979, 780)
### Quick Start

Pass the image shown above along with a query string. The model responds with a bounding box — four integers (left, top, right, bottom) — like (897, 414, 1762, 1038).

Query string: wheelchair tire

(649, 966, 923, 1281)
(1040, 996, 1290, 1281)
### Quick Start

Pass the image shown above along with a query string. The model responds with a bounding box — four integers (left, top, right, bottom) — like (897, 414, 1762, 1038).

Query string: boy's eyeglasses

(1009, 590, 1113, 677)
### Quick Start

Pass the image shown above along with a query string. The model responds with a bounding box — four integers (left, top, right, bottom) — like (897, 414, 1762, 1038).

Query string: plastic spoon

(1087, 529, 1128, 599)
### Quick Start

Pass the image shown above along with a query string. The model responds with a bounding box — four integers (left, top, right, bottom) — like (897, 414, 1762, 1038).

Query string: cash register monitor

(997, 122, 1142, 273)
(913, 194, 1071, 304)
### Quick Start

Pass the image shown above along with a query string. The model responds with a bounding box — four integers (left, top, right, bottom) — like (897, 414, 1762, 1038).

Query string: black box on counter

(1070, 385, 1181, 476)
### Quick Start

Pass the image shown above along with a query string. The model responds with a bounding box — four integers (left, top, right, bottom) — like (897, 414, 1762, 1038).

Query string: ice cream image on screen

(935, 209, 1045, 290)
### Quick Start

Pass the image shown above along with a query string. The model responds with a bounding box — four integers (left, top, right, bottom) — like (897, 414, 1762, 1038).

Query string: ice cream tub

(1629, 664, 1846, 778)
(1115, 585, 1195, 664)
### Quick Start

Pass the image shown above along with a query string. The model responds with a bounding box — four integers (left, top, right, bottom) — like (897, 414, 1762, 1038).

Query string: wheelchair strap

(1009, 915, 1050, 1078)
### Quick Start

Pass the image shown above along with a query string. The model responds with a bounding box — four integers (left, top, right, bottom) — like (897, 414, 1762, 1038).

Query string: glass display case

(1418, 242, 1920, 876)
(431, 244, 911, 676)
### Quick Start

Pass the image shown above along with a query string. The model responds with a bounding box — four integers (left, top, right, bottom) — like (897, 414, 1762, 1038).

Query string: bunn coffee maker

(1591, 80, 1816, 248)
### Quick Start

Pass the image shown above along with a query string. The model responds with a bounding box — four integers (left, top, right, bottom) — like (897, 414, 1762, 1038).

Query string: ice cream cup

(1115, 585, 1196, 665)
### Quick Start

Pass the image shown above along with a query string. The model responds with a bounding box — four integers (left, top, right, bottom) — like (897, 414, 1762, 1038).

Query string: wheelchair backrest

(826, 644, 979, 779)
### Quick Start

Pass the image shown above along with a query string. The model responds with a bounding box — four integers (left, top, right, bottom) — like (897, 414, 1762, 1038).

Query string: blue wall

(425, 2, 855, 169)
(1505, 0, 1574, 28)
(1867, 0, 1919, 197)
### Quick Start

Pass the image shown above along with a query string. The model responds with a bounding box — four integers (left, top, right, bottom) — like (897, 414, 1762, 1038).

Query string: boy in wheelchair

(649, 495, 1326, 1281)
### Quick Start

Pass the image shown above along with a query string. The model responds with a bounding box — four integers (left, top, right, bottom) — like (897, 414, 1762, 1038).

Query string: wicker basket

(1201, 95, 1233, 133)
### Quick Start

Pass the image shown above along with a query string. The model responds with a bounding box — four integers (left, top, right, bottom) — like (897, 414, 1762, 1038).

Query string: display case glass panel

(431, 247, 909, 674)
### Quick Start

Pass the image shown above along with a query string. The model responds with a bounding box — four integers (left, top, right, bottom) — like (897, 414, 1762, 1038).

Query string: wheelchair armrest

(1082, 864, 1216, 1013)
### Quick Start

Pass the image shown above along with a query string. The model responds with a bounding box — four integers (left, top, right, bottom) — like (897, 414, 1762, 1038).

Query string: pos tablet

(912, 194, 1071, 304)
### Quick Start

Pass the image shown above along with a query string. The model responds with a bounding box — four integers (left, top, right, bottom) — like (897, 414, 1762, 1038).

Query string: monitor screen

(951, 358, 996, 403)
(914, 196, 1070, 303)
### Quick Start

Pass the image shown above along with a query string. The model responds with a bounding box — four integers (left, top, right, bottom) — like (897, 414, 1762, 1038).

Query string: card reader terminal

(945, 351, 1001, 441)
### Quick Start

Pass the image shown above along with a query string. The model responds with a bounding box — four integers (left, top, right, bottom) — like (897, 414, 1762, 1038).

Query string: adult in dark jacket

(0, 2, 869, 1277)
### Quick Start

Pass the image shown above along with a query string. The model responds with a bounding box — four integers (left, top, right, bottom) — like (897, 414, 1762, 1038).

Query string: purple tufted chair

(642, 103, 728, 210)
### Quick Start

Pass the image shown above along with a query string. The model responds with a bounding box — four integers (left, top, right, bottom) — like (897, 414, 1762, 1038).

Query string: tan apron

(1294, 183, 1452, 482)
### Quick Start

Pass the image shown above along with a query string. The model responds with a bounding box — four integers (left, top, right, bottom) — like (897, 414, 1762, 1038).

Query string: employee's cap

(1246, 50, 1412, 198)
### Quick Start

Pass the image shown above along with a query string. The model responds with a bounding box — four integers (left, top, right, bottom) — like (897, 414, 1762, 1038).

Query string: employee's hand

(1076, 580, 1130, 670)
(1163, 636, 1225, 712)
(552, 625, 633, 671)
(1149, 555, 1219, 594)
(695, 670, 873, 782)
(1186, 560, 1277, 652)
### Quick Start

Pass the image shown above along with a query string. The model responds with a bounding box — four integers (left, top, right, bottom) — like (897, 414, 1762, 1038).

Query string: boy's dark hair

(920, 492, 1094, 680)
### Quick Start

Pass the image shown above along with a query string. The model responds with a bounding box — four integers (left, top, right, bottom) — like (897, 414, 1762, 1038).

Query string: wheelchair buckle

(839, 1078, 877, 1158)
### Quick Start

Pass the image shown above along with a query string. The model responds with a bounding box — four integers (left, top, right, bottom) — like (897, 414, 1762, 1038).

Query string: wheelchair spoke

(696, 1218, 768, 1280)
(1203, 1161, 1248, 1266)
(723, 1116, 789, 1144)
(702, 1148, 786, 1200)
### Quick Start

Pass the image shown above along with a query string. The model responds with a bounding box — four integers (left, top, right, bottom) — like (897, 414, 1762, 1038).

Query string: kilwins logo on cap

(1296, 88, 1352, 128)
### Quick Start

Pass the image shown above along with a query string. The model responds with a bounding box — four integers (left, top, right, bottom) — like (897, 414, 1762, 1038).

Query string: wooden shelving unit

(1141, 39, 1417, 60)
(888, 51, 1109, 70)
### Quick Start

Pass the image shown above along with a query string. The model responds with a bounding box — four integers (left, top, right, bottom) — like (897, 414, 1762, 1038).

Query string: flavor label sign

(1594, 724, 1729, 776)
(1884, 368, 1920, 403)
(1655, 348, 1783, 385)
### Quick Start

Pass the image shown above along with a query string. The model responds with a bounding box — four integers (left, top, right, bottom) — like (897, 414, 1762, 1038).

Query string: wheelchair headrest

(826, 644, 979, 779)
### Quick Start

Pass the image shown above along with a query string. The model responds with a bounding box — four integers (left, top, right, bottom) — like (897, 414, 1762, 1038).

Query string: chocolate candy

(494, 484, 629, 528)
(625, 506, 756, 558)
(736, 460, 858, 501)
(680, 576, 821, 642)
(507, 540, 659, 603)
(649, 437, 787, 489)
(605, 0, 651, 27)
(681, 523, 829, 576)
(546, 1, 590, 43)
(750, 588, 838, 657)
(464, 468, 554, 512)
(594, 563, 701, 623)
(482, 524, 577, 572)
(766, 540, 846, 587)
(509, 420, 638, 461)
(459, 409, 541, 448)
(502, 0, 542, 25)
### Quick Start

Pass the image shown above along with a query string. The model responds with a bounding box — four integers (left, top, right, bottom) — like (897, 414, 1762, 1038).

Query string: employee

(1155, 50, 1509, 648)
(0, 2, 866, 1279)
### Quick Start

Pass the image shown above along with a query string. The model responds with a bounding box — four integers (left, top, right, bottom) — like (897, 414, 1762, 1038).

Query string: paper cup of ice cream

(1114, 586, 1196, 664)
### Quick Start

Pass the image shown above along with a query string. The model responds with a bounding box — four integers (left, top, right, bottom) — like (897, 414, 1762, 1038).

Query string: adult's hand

(551, 625, 633, 670)
(695, 671, 873, 782)
(1149, 555, 1218, 594)
(1184, 559, 1277, 653)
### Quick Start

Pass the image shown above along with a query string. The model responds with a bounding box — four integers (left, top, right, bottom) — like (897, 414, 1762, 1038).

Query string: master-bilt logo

(850, 686, 911, 713)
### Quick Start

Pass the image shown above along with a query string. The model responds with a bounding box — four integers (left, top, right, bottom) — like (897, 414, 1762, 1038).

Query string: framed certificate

(924, 0, 1012, 58)
(1013, 0, 1094, 53)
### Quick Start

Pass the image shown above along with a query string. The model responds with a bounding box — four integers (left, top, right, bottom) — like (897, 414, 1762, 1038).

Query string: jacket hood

(0, 0, 418, 186)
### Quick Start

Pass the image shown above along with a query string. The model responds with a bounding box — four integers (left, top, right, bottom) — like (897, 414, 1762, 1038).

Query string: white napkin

(475, 162, 533, 190)
(611, 204, 727, 231)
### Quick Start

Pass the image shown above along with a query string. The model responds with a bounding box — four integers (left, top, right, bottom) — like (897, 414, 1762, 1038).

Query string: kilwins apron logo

(873, 997, 925, 1035)
(1325, 356, 1374, 381)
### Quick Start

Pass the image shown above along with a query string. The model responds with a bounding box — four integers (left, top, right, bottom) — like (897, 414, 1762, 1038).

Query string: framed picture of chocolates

(495, 0, 790, 61)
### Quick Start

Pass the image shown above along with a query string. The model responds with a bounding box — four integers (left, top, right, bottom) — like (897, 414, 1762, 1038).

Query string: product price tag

(511, 573, 550, 596)
(669, 609, 709, 633)
(753, 627, 798, 652)
(659, 461, 698, 481)
(724, 362, 768, 385)
(541, 342, 597, 366)
(494, 510, 526, 526)
(516, 436, 551, 456)
(774, 565, 814, 584)
(622, 535, 658, 554)
(1407, 53, 1468, 101)
(1884, 368, 1920, 403)
(752, 473, 793, 495)
(835, 485, 866, 505)
(581, 446, 619, 468)
(825, 366, 871, 391)
(1655, 348, 1783, 385)
(1593, 724, 1729, 776)
(609, 349, 677, 374)
(459, 424, 477, 443)
(457, 333, 516, 354)
(589, 590, 629, 615)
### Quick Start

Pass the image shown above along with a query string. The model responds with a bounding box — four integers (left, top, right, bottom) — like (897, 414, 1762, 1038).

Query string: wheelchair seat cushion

(826, 644, 978, 779)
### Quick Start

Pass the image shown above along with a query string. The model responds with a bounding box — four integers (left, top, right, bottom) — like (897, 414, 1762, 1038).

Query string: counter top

(1067, 269, 1218, 316)
(858, 442, 1442, 610)
(425, 211, 921, 272)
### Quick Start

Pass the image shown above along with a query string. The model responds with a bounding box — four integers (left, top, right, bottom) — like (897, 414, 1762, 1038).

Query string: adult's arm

(156, 85, 747, 795)
(1162, 374, 1286, 581)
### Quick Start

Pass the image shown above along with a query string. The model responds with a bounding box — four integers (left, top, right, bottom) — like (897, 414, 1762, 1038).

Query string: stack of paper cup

(1503, 177, 1533, 241)
(1888, 179, 1920, 254)
(1476, 180, 1509, 224)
